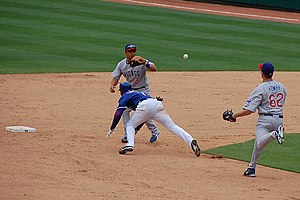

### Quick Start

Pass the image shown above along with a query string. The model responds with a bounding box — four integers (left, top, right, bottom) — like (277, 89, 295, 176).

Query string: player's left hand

(223, 109, 236, 122)
(130, 56, 146, 67)
(107, 129, 114, 137)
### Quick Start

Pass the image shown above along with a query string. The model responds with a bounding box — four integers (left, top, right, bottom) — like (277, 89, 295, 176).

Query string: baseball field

(1, 0, 300, 199)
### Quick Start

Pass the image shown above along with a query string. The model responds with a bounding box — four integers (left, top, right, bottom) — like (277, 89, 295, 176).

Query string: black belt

(132, 86, 146, 90)
(263, 114, 283, 118)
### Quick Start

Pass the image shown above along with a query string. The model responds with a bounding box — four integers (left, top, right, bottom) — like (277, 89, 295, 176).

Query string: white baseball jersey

(112, 58, 151, 90)
(243, 80, 287, 115)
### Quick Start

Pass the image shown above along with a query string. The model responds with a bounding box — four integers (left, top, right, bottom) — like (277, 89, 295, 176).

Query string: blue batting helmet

(119, 82, 132, 93)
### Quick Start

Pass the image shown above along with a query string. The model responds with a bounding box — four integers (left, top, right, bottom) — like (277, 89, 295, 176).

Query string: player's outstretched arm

(232, 109, 252, 119)
(107, 108, 126, 137)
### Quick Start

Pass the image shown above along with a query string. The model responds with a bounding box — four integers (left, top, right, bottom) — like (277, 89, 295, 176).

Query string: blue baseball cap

(258, 62, 274, 76)
(119, 82, 132, 93)
(125, 44, 137, 52)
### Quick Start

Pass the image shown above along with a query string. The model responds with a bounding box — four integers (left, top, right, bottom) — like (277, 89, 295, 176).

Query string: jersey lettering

(123, 70, 140, 78)
(134, 77, 139, 83)
(269, 92, 284, 108)
(277, 93, 284, 107)
(268, 85, 281, 92)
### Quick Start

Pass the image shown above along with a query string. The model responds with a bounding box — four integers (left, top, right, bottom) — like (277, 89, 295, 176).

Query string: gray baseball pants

(248, 115, 283, 169)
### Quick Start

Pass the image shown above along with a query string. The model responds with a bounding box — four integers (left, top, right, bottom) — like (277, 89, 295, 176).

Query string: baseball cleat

(119, 146, 134, 154)
(244, 168, 256, 177)
(121, 136, 128, 143)
(150, 132, 160, 143)
(191, 139, 201, 157)
(275, 125, 284, 145)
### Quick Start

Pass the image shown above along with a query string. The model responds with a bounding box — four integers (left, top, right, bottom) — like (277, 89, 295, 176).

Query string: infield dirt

(1, 71, 299, 199)
(1, 0, 300, 199)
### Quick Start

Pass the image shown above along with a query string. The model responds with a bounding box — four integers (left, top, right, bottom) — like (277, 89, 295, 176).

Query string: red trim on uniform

(126, 48, 136, 52)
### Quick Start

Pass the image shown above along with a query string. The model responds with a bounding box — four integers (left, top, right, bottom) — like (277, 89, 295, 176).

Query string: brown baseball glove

(130, 56, 147, 67)
(223, 109, 236, 122)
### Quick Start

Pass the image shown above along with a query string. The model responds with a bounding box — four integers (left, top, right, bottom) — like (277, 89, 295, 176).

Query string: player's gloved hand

(223, 109, 236, 122)
(130, 56, 147, 67)
(107, 129, 114, 137)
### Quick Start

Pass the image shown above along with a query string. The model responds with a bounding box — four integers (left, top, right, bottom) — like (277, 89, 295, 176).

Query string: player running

(107, 82, 201, 157)
(109, 44, 160, 143)
(223, 62, 286, 177)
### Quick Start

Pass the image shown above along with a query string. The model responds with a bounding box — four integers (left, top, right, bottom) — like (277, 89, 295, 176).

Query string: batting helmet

(119, 82, 132, 93)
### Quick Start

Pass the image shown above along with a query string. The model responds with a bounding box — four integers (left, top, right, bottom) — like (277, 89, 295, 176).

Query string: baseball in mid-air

(183, 53, 189, 60)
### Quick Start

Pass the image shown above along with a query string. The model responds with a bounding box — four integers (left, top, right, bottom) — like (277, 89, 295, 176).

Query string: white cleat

(275, 125, 284, 145)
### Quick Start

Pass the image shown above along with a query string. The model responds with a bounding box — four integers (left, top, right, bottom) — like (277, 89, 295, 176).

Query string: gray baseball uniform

(112, 58, 160, 136)
(243, 80, 287, 169)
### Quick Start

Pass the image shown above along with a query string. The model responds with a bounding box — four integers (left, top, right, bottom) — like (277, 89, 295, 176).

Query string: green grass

(204, 133, 300, 173)
(1, 0, 300, 73)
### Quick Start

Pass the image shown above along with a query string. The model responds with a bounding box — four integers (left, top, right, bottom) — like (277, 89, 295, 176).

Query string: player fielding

(223, 62, 286, 177)
(110, 44, 161, 143)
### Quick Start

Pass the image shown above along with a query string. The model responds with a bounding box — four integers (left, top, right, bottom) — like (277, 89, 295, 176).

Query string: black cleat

(119, 146, 134, 154)
(244, 168, 256, 177)
(191, 139, 201, 157)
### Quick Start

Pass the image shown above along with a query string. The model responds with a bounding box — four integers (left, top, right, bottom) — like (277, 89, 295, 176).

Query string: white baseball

(183, 53, 189, 60)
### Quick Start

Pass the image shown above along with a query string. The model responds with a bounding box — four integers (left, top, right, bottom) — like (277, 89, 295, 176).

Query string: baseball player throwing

(223, 62, 286, 177)
(110, 44, 160, 143)
(107, 82, 201, 157)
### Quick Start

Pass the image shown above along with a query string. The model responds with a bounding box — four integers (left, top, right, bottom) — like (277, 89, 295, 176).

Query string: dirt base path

(1, 72, 299, 199)
(107, 0, 300, 24)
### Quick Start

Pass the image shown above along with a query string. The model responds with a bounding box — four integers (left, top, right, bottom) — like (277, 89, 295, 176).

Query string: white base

(5, 126, 36, 133)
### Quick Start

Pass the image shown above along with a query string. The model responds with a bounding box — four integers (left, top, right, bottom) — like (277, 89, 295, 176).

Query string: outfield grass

(204, 133, 300, 173)
(1, 0, 300, 73)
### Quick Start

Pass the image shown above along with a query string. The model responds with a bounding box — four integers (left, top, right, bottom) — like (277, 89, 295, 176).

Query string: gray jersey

(112, 58, 151, 90)
(243, 80, 287, 115)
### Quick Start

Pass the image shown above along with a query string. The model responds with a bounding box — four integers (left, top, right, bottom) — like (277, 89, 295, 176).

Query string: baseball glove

(223, 109, 236, 122)
(130, 56, 147, 67)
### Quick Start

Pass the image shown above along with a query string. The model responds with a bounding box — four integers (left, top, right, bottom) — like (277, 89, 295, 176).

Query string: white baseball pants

(121, 87, 160, 136)
(125, 99, 194, 147)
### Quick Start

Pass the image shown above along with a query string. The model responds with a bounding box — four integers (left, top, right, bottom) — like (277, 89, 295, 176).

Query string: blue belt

(263, 113, 283, 118)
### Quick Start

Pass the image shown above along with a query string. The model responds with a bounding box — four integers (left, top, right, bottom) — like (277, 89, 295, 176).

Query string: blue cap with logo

(119, 82, 132, 93)
(258, 62, 274, 76)
(125, 44, 137, 52)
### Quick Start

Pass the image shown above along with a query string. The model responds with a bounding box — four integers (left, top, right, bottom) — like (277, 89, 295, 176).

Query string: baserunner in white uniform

(224, 62, 286, 177)
(109, 44, 160, 143)
(107, 82, 201, 157)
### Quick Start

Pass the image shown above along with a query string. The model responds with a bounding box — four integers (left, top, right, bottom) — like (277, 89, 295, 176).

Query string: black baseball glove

(130, 56, 147, 67)
(223, 109, 236, 122)
(156, 96, 163, 101)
